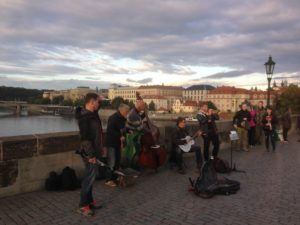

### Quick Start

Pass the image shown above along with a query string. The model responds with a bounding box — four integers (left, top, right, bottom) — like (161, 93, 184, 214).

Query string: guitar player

(170, 117, 203, 174)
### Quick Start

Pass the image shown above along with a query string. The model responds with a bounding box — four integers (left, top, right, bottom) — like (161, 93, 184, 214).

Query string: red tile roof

(143, 95, 167, 100)
(138, 85, 183, 90)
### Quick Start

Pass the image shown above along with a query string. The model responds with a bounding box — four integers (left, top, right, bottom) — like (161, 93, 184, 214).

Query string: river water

(0, 111, 108, 137)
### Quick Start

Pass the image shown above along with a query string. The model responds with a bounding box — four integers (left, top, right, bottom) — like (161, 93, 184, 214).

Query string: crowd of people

(75, 93, 298, 217)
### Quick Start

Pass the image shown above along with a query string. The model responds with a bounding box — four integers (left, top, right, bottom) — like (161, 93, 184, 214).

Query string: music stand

(229, 131, 245, 173)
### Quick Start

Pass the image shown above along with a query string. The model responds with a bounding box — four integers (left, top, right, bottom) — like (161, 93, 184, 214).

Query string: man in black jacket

(171, 117, 202, 174)
(75, 93, 103, 216)
(105, 103, 130, 187)
(233, 103, 251, 151)
(196, 103, 220, 161)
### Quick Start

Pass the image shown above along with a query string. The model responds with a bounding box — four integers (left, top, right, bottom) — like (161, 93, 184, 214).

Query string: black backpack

(61, 167, 80, 190)
(189, 160, 240, 198)
(45, 171, 61, 191)
(213, 157, 232, 173)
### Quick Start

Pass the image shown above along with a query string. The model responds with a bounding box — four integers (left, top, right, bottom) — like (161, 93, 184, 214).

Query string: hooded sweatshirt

(75, 107, 103, 159)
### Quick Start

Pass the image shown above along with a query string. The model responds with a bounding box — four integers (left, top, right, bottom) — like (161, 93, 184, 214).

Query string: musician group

(76, 93, 219, 216)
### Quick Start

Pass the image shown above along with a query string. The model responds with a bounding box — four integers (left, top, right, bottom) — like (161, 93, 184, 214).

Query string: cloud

(1, 0, 300, 89)
(202, 70, 253, 79)
(126, 78, 153, 84)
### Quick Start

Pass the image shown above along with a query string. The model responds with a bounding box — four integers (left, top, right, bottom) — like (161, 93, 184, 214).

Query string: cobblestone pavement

(0, 134, 300, 225)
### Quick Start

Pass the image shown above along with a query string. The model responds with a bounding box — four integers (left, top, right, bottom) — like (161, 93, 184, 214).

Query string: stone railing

(0, 116, 298, 198)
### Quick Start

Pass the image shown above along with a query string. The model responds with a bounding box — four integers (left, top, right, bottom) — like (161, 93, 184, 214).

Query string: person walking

(75, 93, 103, 217)
(262, 106, 278, 152)
(105, 103, 130, 187)
(281, 107, 292, 142)
(255, 101, 265, 145)
(233, 103, 251, 151)
(248, 106, 256, 147)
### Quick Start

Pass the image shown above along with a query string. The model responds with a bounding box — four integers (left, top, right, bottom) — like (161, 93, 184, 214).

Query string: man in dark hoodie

(105, 103, 130, 187)
(75, 93, 103, 217)
(196, 103, 220, 161)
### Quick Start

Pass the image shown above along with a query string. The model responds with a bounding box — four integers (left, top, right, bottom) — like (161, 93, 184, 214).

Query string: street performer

(105, 103, 130, 187)
(171, 117, 202, 174)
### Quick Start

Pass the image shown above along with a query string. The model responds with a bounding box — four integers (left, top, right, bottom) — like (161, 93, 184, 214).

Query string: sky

(0, 0, 300, 90)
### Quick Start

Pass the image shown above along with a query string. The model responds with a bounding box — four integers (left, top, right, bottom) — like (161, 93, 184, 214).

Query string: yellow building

(207, 86, 273, 112)
(138, 85, 183, 109)
(108, 84, 137, 101)
(143, 95, 168, 111)
(183, 85, 215, 102)
(172, 99, 201, 113)
(42, 87, 98, 101)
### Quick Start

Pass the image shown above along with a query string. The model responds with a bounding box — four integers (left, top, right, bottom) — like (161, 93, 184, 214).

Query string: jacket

(171, 126, 189, 149)
(262, 113, 278, 131)
(196, 111, 219, 135)
(233, 109, 251, 128)
(75, 107, 103, 159)
(105, 111, 126, 149)
(126, 107, 147, 132)
(255, 107, 265, 126)
(281, 111, 292, 129)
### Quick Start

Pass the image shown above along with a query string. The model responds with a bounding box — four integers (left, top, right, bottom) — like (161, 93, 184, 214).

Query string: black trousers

(282, 128, 290, 141)
(264, 129, 276, 151)
(248, 126, 256, 146)
(203, 134, 220, 161)
(173, 146, 202, 170)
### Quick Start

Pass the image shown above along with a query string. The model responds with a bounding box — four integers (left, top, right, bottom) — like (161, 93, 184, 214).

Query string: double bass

(136, 92, 167, 170)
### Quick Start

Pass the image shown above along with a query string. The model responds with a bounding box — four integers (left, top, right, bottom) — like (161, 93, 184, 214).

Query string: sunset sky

(0, 0, 300, 90)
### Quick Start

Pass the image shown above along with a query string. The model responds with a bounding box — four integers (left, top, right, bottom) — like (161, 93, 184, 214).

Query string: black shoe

(89, 201, 103, 210)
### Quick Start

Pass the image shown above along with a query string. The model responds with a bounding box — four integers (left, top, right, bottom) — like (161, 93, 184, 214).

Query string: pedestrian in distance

(248, 105, 256, 148)
(262, 106, 278, 152)
(255, 101, 265, 145)
(281, 107, 292, 142)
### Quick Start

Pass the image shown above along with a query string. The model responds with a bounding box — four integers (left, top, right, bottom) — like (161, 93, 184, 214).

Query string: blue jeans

(79, 160, 98, 207)
(106, 147, 121, 181)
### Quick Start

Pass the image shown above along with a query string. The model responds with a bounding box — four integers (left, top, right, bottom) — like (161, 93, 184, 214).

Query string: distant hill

(0, 86, 46, 101)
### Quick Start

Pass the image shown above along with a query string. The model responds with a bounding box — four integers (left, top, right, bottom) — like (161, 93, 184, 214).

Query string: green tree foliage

(0, 86, 43, 101)
(148, 101, 156, 111)
(274, 84, 300, 114)
(73, 98, 85, 107)
(128, 100, 135, 109)
(61, 99, 74, 106)
(100, 99, 111, 108)
(208, 101, 217, 110)
(111, 97, 126, 109)
(52, 95, 64, 105)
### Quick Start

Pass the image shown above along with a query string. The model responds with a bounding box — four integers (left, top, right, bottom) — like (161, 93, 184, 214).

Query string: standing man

(281, 107, 292, 142)
(75, 93, 103, 217)
(233, 103, 251, 151)
(255, 101, 265, 145)
(105, 103, 130, 187)
(196, 103, 220, 162)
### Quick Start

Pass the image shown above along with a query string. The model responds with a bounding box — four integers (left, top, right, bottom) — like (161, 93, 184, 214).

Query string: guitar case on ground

(189, 160, 240, 198)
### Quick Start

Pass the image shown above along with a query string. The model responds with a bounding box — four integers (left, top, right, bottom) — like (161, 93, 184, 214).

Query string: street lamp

(264, 55, 276, 106)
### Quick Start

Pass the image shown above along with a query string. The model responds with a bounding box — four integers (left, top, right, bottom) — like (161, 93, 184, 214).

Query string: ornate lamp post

(264, 56, 276, 106)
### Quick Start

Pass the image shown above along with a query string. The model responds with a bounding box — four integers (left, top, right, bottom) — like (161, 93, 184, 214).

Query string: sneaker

(77, 205, 94, 217)
(89, 201, 103, 210)
(243, 148, 249, 152)
(105, 180, 117, 187)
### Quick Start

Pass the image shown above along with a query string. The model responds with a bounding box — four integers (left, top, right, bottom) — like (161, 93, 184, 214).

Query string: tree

(52, 95, 64, 105)
(148, 101, 156, 111)
(275, 84, 300, 114)
(111, 97, 126, 109)
(74, 98, 85, 107)
(61, 99, 73, 106)
(128, 100, 135, 109)
(207, 101, 217, 110)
